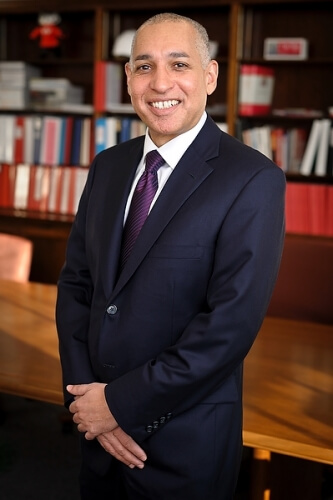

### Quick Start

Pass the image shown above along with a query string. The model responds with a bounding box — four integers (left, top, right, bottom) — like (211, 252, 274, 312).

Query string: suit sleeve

(105, 163, 286, 442)
(56, 158, 97, 406)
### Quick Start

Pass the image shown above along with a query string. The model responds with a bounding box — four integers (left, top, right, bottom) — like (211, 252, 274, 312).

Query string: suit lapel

(101, 138, 144, 296)
(111, 117, 222, 299)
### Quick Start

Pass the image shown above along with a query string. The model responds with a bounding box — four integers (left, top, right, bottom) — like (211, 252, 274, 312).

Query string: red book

(94, 61, 106, 112)
(39, 117, 62, 166)
(66, 168, 77, 215)
(63, 116, 74, 166)
(38, 166, 51, 212)
(326, 186, 333, 237)
(285, 182, 310, 235)
(307, 184, 327, 236)
(14, 116, 25, 164)
(27, 165, 40, 211)
(0, 164, 16, 208)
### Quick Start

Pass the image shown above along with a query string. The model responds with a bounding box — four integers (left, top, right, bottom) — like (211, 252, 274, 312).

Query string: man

(56, 12, 285, 500)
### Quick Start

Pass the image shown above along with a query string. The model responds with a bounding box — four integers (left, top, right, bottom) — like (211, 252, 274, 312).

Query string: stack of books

(0, 61, 40, 109)
(29, 78, 84, 110)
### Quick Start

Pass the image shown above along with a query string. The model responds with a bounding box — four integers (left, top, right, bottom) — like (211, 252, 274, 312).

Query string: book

(32, 116, 43, 165)
(106, 117, 119, 149)
(94, 61, 106, 112)
(0, 163, 16, 208)
(33, 166, 50, 212)
(0, 87, 29, 109)
(119, 118, 132, 143)
(29, 78, 84, 106)
(63, 117, 74, 165)
(79, 118, 92, 167)
(95, 117, 107, 155)
(72, 168, 89, 214)
(299, 120, 322, 175)
(39, 116, 62, 166)
(59, 167, 75, 214)
(58, 118, 67, 166)
(307, 184, 327, 235)
(0, 61, 40, 86)
(327, 186, 333, 236)
(314, 119, 331, 176)
(2, 115, 15, 164)
(285, 182, 310, 234)
(105, 62, 122, 107)
(327, 128, 333, 176)
(13, 163, 30, 209)
(71, 119, 83, 165)
(47, 166, 61, 213)
(287, 128, 307, 173)
(27, 166, 41, 211)
(23, 117, 34, 164)
(14, 116, 25, 164)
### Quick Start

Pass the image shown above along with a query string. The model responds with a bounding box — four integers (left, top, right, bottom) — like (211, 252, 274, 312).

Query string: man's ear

(206, 60, 219, 96)
(125, 62, 132, 96)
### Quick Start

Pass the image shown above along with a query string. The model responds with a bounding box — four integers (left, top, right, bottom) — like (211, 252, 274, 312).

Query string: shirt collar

(143, 112, 207, 169)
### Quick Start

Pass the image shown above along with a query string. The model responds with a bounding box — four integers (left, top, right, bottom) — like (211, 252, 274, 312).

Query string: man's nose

(150, 67, 174, 92)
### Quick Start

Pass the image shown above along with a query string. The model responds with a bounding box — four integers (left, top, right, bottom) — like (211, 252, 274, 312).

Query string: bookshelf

(0, 0, 332, 283)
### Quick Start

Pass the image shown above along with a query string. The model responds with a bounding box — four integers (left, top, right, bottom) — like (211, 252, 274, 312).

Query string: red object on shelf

(238, 65, 275, 116)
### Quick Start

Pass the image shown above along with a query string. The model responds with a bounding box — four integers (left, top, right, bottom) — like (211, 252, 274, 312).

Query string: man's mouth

(151, 100, 180, 109)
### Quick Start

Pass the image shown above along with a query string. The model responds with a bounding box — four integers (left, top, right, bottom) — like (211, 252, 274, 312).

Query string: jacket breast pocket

(148, 244, 203, 260)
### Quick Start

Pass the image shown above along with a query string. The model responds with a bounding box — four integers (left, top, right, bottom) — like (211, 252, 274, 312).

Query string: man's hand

(67, 382, 147, 469)
(68, 382, 117, 439)
(98, 427, 147, 469)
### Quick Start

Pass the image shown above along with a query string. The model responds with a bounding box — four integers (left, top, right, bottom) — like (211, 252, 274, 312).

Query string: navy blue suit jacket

(56, 116, 285, 499)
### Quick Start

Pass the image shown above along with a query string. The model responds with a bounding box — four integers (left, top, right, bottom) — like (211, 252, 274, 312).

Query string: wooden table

(0, 280, 332, 497)
(0, 280, 63, 405)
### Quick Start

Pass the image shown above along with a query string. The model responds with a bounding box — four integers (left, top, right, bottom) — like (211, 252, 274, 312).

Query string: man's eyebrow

(168, 52, 190, 58)
(134, 54, 151, 62)
(134, 52, 190, 62)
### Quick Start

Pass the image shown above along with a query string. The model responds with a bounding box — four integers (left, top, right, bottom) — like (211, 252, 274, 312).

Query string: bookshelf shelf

(28, 59, 94, 66)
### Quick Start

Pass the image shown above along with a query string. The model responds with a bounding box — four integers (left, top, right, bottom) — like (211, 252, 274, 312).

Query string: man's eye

(137, 64, 151, 71)
(174, 62, 187, 69)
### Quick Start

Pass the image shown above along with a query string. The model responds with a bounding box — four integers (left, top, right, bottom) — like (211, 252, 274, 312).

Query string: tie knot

(145, 150, 164, 174)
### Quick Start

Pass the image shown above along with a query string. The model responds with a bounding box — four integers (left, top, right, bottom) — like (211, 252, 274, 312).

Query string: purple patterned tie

(120, 150, 164, 268)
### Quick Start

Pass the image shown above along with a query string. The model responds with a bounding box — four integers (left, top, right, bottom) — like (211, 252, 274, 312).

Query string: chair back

(0, 233, 33, 282)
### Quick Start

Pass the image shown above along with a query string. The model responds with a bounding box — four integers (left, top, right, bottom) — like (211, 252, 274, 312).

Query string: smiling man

(56, 13, 285, 500)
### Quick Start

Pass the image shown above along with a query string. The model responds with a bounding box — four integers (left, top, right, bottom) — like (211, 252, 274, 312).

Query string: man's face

(125, 21, 218, 147)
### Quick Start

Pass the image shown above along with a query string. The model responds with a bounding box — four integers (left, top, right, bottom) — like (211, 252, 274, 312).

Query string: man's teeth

(152, 100, 179, 109)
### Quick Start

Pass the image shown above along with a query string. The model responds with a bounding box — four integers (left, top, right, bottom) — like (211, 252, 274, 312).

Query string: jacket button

(153, 420, 159, 429)
(107, 304, 118, 315)
(145, 425, 153, 433)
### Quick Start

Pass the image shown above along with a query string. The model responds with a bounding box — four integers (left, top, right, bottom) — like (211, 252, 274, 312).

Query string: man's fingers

(97, 430, 147, 469)
(113, 427, 147, 462)
(66, 384, 89, 396)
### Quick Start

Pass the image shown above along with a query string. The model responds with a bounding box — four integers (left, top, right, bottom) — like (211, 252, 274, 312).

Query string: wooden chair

(0, 233, 33, 283)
